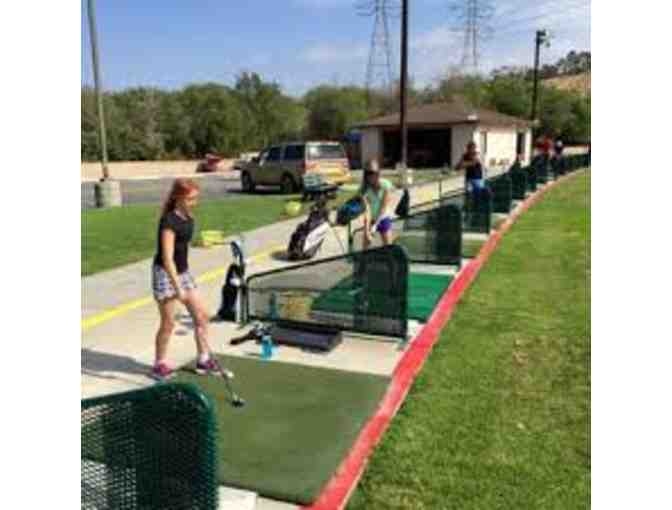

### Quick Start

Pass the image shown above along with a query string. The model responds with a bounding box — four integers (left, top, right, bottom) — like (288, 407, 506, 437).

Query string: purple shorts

(376, 217, 393, 234)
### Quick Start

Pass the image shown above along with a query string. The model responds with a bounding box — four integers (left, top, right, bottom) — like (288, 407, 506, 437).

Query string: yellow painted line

(81, 296, 154, 332)
(81, 242, 284, 333)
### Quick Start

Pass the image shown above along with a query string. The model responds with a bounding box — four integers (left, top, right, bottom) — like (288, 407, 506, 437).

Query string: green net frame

(350, 202, 462, 268)
(82, 383, 218, 510)
(245, 245, 409, 340)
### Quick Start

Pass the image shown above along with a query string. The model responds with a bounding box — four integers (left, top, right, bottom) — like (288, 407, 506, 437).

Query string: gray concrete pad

(219, 487, 258, 510)
(410, 263, 459, 276)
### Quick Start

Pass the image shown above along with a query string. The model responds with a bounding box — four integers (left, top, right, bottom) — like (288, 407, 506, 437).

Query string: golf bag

(395, 189, 410, 218)
(215, 241, 246, 322)
(336, 196, 365, 226)
(287, 202, 330, 260)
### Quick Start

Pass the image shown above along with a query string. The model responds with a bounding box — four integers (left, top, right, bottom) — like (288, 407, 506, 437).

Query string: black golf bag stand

(215, 240, 248, 324)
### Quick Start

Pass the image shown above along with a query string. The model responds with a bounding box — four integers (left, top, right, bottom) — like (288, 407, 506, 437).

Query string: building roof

(354, 101, 532, 130)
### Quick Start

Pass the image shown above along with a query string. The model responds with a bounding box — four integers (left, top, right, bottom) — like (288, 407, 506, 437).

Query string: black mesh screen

(350, 202, 462, 267)
(246, 245, 409, 339)
(487, 174, 513, 214)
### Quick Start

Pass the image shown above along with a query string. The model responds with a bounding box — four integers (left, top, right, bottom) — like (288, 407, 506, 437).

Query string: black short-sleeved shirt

(465, 160, 483, 180)
(153, 211, 194, 274)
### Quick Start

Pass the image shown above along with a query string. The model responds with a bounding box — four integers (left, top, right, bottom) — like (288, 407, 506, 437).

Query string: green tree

(179, 83, 245, 157)
(303, 85, 369, 139)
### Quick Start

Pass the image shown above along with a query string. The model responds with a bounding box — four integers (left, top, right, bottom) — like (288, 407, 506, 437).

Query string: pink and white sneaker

(152, 361, 175, 381)
(195, 358, 218, 375)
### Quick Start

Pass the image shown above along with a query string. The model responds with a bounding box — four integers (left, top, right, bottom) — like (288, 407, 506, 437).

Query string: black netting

(510, 164, 528, 200)
(487, 174, 513, 214)
(527, 164, 538, 191)
(81, 383, 218, 510)
(551, 156, 565, 177)
(533, 154, 552, 184)
(350, 202, 462, 267)
(246, 245, 409, 339)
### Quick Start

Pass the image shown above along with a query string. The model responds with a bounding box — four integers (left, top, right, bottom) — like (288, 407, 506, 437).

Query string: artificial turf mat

(407, 272, 453, 320)
(311, 272, 453, 322)
(173, 355, 390, 505)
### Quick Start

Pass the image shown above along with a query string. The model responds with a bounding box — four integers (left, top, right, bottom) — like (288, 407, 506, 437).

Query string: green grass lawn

(82, 192, 354, 276)
(348, 171, 590, 510)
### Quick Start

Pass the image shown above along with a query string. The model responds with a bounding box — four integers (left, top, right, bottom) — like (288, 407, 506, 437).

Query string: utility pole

(86, 0, 109, 181)
(399, 0, 408, 171)
(87, 0, 121, 207)
(531, 29, 550, 124)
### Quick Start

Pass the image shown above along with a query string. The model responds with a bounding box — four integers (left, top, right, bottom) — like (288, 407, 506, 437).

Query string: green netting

(350, 202, 462, 267)
(81, 383, 218, 510)
(313, 271, 453, 322)
(246, 245, 409, 339)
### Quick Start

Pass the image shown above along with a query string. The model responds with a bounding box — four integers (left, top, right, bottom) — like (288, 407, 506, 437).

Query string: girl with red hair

(151, 178, 214, 380)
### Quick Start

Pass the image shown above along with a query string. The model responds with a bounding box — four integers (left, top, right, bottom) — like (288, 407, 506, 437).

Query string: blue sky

(81, 0, 590, 96)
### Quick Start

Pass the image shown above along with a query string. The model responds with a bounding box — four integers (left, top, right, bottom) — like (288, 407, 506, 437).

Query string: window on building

(516, 133, 526, 157)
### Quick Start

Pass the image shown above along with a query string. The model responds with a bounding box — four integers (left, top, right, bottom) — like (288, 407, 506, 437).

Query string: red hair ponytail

(161, 178, 200, 217)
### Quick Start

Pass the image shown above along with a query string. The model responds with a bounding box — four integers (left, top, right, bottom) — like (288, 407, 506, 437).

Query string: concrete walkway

(81, 170, 507, 510)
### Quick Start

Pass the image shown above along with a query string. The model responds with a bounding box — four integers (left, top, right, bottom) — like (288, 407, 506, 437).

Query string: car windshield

(307, 144, 346, 160)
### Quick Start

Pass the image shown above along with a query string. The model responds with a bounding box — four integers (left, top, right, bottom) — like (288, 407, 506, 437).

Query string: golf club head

(231, 396, 246, 408)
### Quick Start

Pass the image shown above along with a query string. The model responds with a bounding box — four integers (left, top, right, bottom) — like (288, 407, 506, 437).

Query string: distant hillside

(544, 72, 591, 96)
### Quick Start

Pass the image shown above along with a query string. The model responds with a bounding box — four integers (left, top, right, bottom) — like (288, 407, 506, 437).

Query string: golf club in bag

(214, 240, 247, 324)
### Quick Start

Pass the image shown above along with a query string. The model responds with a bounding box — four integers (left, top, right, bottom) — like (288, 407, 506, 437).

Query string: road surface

(82, 174, 242, 209)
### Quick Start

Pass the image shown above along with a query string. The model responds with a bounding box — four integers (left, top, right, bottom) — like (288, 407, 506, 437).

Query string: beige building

(353, 101, 533, 170)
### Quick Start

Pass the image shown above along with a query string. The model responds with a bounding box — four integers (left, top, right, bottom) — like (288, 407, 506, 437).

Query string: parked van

(241, 141, 351, 194)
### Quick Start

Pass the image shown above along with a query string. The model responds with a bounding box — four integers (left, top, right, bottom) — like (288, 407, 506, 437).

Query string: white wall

(451, 124, 476, 167)
(477, 129, 518, 170)
(361, 128, 382, 167)
(522, 129, 532, 164)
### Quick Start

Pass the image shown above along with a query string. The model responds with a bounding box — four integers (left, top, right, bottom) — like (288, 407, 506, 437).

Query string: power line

(494, 0, 588, 25)
(490, 2, 590, 33)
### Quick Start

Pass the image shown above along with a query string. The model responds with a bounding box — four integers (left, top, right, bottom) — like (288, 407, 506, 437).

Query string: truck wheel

(281, 174, 296, 194)
(242, 172, 256, 192)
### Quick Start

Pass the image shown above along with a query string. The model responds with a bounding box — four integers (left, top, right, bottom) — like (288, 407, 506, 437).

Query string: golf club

(327, 220, 348, 256)
(211, 357, 246, 408)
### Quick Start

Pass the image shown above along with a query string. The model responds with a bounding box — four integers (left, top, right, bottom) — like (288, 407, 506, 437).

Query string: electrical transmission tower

(356, 0, 400, 109)
(448, 0, 494, 74)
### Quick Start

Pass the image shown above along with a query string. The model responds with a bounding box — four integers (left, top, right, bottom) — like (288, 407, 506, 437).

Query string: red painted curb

(302, 175, 574, 510)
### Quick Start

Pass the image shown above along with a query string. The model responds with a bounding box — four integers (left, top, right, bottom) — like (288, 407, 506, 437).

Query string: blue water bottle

(261, 333, 274, 360)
